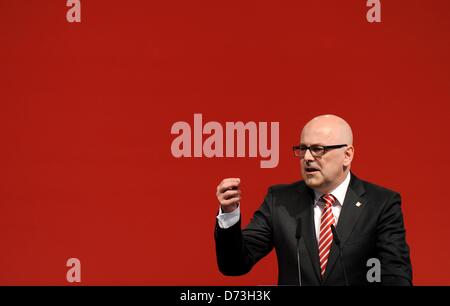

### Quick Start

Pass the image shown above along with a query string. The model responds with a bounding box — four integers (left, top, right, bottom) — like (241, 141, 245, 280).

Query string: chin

(304, 177, 322, 188)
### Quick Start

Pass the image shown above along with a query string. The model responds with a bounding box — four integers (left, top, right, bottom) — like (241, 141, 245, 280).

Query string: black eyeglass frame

(292, 144, 348, 158)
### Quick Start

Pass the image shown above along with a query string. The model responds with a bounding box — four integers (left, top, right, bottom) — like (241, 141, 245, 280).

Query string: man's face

(300, 125, 349, 193)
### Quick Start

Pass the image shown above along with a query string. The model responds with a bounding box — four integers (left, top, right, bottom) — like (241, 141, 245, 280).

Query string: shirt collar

(313, 171, 351, 206)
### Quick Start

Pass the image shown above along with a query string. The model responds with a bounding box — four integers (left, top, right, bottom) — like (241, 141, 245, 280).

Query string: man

(214, 114, 412, 286)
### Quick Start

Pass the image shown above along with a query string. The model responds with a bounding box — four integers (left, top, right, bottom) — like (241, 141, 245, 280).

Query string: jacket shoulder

(268, 180, 305, 193)
(357, 177, 400, 198)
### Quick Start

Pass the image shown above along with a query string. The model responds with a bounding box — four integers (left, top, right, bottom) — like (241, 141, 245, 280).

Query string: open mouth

(305, 166, 320, 174)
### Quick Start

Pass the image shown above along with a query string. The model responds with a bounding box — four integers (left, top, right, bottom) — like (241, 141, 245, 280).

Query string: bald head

(299, 114, 355, 194)
(301, 114, 353, 146)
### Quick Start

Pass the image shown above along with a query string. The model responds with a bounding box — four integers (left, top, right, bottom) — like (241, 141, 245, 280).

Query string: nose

(303, 148, 315, 162)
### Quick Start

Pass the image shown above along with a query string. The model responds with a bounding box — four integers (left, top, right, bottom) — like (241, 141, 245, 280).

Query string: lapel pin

(356, 202, 362, 207)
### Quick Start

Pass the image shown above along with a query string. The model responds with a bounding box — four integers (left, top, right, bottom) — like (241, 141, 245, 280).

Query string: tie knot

(321, 194, 336, 208)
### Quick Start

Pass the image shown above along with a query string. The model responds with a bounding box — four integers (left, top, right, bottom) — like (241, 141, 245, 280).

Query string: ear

(343, 145, 354, 166)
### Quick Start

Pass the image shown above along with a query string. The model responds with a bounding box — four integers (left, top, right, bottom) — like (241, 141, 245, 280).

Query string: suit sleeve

(376, 192, 413, 285)
(214, 187, 274, 276)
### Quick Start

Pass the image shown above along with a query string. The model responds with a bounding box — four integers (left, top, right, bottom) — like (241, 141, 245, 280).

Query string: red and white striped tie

(318, 194, 337, 278)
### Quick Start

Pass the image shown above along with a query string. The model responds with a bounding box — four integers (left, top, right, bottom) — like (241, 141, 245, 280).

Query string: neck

(317, 170, 350, 194)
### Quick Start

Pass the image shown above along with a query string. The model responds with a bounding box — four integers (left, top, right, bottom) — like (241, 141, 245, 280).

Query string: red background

(1, 0, 449, 285)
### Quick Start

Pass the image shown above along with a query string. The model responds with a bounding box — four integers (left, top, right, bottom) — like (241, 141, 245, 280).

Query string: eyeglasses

(292, 144, 348, 158)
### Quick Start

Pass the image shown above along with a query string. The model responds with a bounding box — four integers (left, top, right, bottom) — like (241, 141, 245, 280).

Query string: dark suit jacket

(214, 173, 412, 286)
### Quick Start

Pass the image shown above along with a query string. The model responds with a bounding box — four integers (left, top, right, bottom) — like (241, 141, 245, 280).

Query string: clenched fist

(216, 178, 241, 213)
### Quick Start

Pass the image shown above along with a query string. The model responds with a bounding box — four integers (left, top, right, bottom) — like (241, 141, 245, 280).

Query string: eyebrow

(299, 143, 326, 146)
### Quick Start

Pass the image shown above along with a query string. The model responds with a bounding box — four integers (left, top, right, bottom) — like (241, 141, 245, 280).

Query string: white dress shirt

(217, 172, 352, 244)
(312, 172, 351, 242)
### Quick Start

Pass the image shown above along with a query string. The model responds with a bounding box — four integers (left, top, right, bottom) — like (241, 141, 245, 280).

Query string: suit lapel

(322, 174, 366, 283)
(296, 185, 321, 283)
